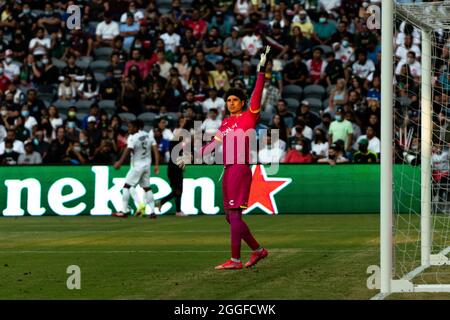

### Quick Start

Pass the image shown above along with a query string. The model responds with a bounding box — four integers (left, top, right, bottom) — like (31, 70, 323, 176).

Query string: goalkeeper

(177, 46, 271, 270)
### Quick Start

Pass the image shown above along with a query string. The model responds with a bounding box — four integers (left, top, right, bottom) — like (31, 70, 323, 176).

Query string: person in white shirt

(3, 50, 20, 82)
(113, 120, 160, 218)
(28, 27, 51, 57)
(258, 133, 285, 164)
(0, 129, 24, 154)
(156, 50, 173, 79)
(160, 24, 181, 54)
(291, 119, 313, 141)
(202, 87, 225, 117)
(201, 108, 221, 136)
(241, 30, 263, 57)
(333, 40, 354, 68)
(352, 50, 376, 83)
(395, 51, 421, 78)
(395, 33, 421, 62)
(396, 21, 421, 47)
(120, 1, 144, 23)
(96, 12, 120, 47)
(20, 106, 38, 133)
(149, 117, 174, 141)
(356, 126, 380, 155)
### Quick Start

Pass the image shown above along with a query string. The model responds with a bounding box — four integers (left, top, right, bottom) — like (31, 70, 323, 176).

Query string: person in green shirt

(313, 12, 337, 45)
(328, 106, 353, 158)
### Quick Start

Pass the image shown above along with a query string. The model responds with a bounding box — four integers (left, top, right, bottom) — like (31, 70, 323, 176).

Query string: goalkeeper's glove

(257, 45, 271, 72)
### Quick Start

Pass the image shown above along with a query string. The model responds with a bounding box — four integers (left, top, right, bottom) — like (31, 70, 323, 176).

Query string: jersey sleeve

(126, 135, 135, 150)
(148, 134, 157, 146)
(248, 72, 265, 114)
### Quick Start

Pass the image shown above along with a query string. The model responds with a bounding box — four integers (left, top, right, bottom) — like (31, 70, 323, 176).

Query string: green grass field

(0, 214, 384, 300)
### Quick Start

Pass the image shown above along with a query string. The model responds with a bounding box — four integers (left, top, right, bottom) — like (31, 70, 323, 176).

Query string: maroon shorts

(222, 164, 252, 210)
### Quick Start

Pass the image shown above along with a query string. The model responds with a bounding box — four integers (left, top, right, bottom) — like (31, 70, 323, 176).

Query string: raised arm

(249, 46, 271, 114)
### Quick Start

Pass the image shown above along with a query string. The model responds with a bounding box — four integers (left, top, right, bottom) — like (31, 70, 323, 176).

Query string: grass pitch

(0, 214, 382, 299)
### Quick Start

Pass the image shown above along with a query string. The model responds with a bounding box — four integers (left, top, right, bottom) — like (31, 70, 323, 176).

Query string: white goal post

(379, 0, 450, 297)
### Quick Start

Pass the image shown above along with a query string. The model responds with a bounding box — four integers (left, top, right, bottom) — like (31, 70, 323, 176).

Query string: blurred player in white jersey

(113, 120, 160, 218)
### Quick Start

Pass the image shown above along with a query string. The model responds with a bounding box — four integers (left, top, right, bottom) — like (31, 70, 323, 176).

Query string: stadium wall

(0, 164, 420, 216)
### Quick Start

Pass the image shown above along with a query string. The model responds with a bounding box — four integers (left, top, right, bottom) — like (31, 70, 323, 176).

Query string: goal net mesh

(393, 1, 450, 284)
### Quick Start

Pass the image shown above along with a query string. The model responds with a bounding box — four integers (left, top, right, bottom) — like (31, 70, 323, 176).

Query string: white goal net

(383, 0, 450, 294)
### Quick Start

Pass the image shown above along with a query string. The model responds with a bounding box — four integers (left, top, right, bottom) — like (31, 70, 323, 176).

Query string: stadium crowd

(0, 0, 392, 166)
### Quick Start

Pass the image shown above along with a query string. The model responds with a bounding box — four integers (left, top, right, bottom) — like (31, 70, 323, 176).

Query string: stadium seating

(53, 99, 73, 110)
(90, 60, 111, 73)
(303, 85, 326, 100)
(75, 100, 95, 112)
(304, 98, 323, 112)
(75, 56, 93, 70)
(94, 72, 106, 82)
(51, 58, 67, 70)
(138, 112, 158, 124)
(284, 98, 300, 110)
(99, 100, 117, 114)
(118, 112, 137, 122)
(94, 47, 113, 61)
(282, 85, 303, 101)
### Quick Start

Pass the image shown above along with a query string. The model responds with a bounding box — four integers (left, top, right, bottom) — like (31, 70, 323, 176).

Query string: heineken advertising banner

(0, 164, 419, 216)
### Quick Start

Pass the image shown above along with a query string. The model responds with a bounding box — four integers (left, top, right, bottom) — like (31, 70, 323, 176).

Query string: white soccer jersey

(126, 130, 156, 168)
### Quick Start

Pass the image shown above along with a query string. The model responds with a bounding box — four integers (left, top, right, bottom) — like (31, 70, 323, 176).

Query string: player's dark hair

(225, 88, 246, 102)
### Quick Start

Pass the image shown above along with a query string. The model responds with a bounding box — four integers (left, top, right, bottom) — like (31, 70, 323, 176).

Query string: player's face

(128, 124, 138, 134)
(226, 95, 244, 115)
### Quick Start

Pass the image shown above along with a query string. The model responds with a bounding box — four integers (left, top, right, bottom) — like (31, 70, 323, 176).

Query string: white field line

(0, 229, 380, 233)
(0, 248, 377, 254)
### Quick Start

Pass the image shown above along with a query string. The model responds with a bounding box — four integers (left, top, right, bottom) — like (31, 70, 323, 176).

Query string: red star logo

(243, 165, 292, 215)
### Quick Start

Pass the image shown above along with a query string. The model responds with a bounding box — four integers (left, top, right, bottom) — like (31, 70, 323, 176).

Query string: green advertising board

(0, 164, 420, 216)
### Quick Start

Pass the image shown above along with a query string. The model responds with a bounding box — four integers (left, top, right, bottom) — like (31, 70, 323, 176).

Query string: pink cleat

(214, 259, 243, 270)
(245, 248, 268, 268)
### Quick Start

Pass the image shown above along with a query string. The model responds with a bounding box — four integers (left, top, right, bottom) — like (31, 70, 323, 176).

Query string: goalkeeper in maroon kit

(177, 46, 271, 269)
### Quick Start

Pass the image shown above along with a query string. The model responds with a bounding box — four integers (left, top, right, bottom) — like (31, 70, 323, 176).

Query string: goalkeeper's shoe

(214, 259, 243, 270)
(149, 213, 157, 219)
(245, 248, 268, 268)
(112, 211, 129, 218)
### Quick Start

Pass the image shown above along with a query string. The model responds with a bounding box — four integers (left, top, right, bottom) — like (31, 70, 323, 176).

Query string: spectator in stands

(318, 142, 349, 165)
(95, 11, 120, 47)
(58, 75, 77, 101)
(0, 139, 20, 165)
(395, 33, 421, 63)
(179, 89, 203, 116)
(270, 113, 289, 145)
(92, 138, 117, 164)
(99, 67, 120, 101)
(297, 100, 321, 130)
(64, 106, 81, 128)
(356, 125, 380, 156)
(18, 140, 42, 165)
(201, 108, 221, 136)
(328, 107, 353, 158)
(306, 47, 327, 85)
(45, 126, 69, 163)
(48, 105, 64, 133)
(202, 87, 225, 117)
(37, 2, 61, 35)
(20, 105, 38, 134)
(29, 27, 51, 58)
(352, 49, 376, 86)
(120, 13, 140, 53)
(284, 51, 308, 87)
(78, 70, 99, 100)
(291, 117, 313, 141)
(276, 99, 295, 128)
(34, 53, 60, 86)
(156, 50, 173, 80)
(209, 60, 230, 94)
(311, 128, 328, 162)
(241, 25, 263, 57)
(258, 131, 285, 164)
(223, 26, 242, 58)
(3, 49, 20, 83)
(184, 9, 208, 40)
(150, 117, 174, 141)
(289, 26, 312, 59)
(261, 77, 281, 114)
(292, 9, 314, 39)
(313, 12, 337, 45)
(353, 137, 378, 164)
(284, 136, 313, 163)
(325, 51, 345, 86)
(160, 24, 181, 56)
(328, 78, 348, 113)
(174, 53, 192, 83)
(179, 28, 198, 57)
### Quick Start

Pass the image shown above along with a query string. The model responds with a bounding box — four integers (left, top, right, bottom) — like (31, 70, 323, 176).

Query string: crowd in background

(0, 0, 404, 166)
